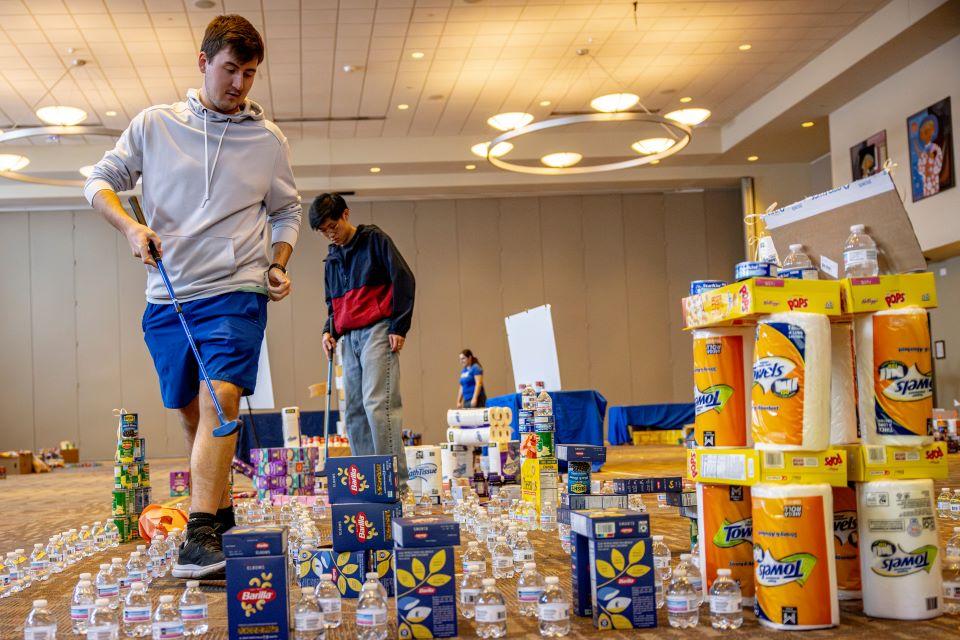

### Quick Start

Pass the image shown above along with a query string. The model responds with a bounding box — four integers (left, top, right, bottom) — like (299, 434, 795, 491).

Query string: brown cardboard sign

(762, 171, 926, 278)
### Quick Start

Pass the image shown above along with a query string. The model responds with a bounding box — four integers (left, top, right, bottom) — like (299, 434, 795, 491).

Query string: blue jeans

(340, 320, 408, 488)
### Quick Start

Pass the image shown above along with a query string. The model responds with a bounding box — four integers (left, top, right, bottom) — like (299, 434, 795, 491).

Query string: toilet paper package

(696, 483, 754, 604)
(855, 307, 934, 446)
(832, 486, 861, 599)
(752, 312, 831, 451)
(439, 443, 471, 487)
(829, 324, 859, 445)
(857, 478, 942, 619)
(405, 445, 442, 500)
(281, 406, 301, 448)
(752, 483, 838, 630)
(693, 327, 753, 447)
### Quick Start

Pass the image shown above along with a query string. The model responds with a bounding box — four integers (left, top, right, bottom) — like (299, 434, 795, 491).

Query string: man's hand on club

(125, 223, 162, 267)
(322, 332, 337, 358)
(267, 266, 291, 301)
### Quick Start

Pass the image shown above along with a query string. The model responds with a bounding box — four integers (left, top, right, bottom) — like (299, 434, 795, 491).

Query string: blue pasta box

(611, 476, 682, 495)
(224, 527, 290, 640)
(571, 532, 592, 617)
(369, 549, 395, 597)
(326, 455, 399, 504)
(296, 547, 366, 598)
(223, 526, 287, 558)
(332, 501, 401, 552)
(588, 537, 656, 630)
(562, 493, 629, 511)
(557, 444, 607, 463)
(393, 516, 461, 548)
(394, 546, 458, 639)
(570, 509, 650, 540)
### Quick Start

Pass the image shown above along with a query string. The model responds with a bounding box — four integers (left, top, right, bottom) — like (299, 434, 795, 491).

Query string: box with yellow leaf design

(588, 537, 657, 630)
(296, 547, 367, 598)
(394, 546, 458, 639)
(369, 549, 395, 597)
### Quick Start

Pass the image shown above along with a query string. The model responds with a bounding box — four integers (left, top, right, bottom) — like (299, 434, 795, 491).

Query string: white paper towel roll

(857, 478, 942, 619)
(693, 327, 753, 448)
(752, 312, 831, 451)
(446, 426, 491, 445)
(830, 323, 859, 445)
(696, 483, 754, 604)
(405, 445, 442, 498)
(855, 307, 934, 446)
(752, 483, 838, 630)
(447, 408, 493, 428)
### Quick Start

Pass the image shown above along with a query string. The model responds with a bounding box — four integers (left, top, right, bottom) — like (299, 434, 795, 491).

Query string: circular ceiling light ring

(0, 125, 123, 187)
(485, 112, 691, 175)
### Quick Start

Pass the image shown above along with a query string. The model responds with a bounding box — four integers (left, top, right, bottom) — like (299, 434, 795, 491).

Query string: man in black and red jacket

(310, 193, 415, 489)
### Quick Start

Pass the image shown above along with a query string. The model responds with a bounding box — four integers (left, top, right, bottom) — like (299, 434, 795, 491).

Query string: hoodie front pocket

(157, 234, 237, 288)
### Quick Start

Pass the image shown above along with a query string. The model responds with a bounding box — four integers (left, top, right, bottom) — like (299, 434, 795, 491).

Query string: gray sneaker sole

(172, 560, 226, 579)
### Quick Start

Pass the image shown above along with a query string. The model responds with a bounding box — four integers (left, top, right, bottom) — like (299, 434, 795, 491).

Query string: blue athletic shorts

(142, 291, 267, 409)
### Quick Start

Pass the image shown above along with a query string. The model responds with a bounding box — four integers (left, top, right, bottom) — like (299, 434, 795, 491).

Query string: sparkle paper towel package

(857, 478, 942, 620)
(752, 312, 831, 451)
(832, 486, 861, 600)
(696, 483, 754, 604)
(693, 327, 753, 447)
(752, 483, 838, 630)
(830, 323, 859, 445)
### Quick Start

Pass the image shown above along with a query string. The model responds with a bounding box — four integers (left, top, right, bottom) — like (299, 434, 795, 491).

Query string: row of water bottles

(657, 543, 743, 631)
(774, 224, 879, 278)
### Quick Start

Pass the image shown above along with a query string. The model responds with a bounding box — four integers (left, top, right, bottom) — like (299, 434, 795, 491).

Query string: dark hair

(310, 193, 349, 230)
(461, 349, 481, 368)
(201, 15, 265, 65)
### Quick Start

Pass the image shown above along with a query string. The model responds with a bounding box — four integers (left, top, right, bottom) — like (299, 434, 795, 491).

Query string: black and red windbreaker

(322, 224, 415, 338)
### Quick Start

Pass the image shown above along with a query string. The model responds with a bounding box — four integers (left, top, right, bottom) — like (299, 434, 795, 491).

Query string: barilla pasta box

(393, 516, 461, 548)
(331, 501, 401, 552)
(394, 546, 458, 638)
(169, 471, 190, 497)
(612, 477, 682, 495)
(296, 547, 366, 597)
(557, 444, 607, 463)
(370, 549, 395, 597)
(571, 532, 592, 616)
(562, 494, 629, 511)
(224, 527, 289, 640)
(588, 537, 657, 629)
(570, 509, 650, 540)
(326, 455, 399, 504)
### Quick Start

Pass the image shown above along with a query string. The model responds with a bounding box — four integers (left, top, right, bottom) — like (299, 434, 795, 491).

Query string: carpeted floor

(1, 446, 959, 638)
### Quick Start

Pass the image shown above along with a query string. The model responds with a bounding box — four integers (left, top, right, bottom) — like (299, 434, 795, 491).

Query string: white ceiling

(0, 0, 887, 142)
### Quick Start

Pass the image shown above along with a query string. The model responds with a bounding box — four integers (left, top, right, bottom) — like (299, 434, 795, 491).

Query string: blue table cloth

(235, 409, 340, 463)
(607, 403, 694, 445)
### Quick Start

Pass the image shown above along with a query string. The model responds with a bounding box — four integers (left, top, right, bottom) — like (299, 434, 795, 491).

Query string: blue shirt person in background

(457, 349, 486, 408)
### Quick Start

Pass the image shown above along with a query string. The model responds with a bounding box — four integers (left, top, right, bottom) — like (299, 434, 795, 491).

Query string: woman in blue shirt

(456, 349, 486, 408)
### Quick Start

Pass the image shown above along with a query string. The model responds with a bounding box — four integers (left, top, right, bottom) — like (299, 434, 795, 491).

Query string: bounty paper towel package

(832, 486, 861, 599)
(829, 323, 859, 445)
(855, 307, 934, 446)
(752, 483, 838, 630)
(857, 478, 942, 619)
(693, 327, 753, 447)
(696, 484, 754, 604)
(752, 312, 831, 451)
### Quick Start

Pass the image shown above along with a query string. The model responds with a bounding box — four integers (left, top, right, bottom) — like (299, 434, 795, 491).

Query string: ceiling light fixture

(0, 154, 30, 172)
(539, 100, 551, 107)
(471, 141, 513, 158)
(36, 105, 87, 126)
(801, 121, 815, 128)
(590, 92, 639, 113)
(397, 104, 409, 110)
(486, 112, 534, 131)
(105, 110, 117, 117)
(541, 152, 582, 168)
(465, 164, 476, 170)
(664, 108, 711, 126)
(679, 96, 692, 103)
(411, 51, 425, 59)
(739, 43, 752, 51)
(369, 166, 381, 173)
(631, 137, 676, 155)
(747, 155, 759, 162)
(650, 159, 660, 165)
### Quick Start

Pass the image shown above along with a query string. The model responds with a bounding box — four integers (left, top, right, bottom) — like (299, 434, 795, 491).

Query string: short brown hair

(201, 14, 264, 64)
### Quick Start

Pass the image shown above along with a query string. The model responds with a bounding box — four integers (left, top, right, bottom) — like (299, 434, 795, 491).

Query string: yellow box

(843, 442, 948, 481)
(840, 272, 938, 314)
(521, 458, 558, 516)
(683, 278, 842, 329)
(687, 447, 848, 487)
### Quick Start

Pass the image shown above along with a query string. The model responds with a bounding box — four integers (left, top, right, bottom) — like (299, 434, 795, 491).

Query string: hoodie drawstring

(201, 110, 230, 207)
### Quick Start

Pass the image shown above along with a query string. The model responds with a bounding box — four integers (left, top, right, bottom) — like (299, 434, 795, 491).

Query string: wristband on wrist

(268, 262, 286, 274)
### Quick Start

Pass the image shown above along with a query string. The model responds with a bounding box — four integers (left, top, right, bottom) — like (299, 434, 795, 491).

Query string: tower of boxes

(250, 446, 321, 502)
(519, 382, 559, 521)
(112, 412, 150, 542)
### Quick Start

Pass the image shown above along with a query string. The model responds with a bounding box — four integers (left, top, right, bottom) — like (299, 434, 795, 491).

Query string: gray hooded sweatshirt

(84, 89, 302, 304)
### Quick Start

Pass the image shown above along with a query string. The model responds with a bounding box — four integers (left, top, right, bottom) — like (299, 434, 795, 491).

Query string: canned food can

(536, 431, 555, 458)
(534, 419, 555, 433)
(567, 460, 591, 495)
(116, 438, 136, 464)
(133, 437, 146, 463)
(734, 260, 774, 281)
(112, 489, 133, 518)
(689, 279, 727, 295)
(119, 413, 138, 438)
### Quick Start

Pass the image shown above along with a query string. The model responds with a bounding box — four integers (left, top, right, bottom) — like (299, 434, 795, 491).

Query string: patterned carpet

(1, 446, 959, 638)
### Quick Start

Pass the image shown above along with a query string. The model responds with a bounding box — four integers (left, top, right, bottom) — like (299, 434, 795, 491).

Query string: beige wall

(0, 190, 744, 458)
(930, 255, 960, 407)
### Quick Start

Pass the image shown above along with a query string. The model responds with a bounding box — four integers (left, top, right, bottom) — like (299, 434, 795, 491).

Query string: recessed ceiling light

(411, 51, 425, 59)
(36, 105, 87, 126)
(0, 154, 30, 172)
(539, 100, 551, 107)
(540, 152, 582, 168)
(369, 166, 381, 173)
(679, 96, 692, 104)
(397, 104, 409, 110)
(747, 155, 759, 162)
(649, 159, 660, 165)
(194, 0, 216, 8)
(590, 92, 640, 113)
(631, 137, 676, 155)
(78, 165, 94, 178)
(801, 121, 815, 128)
(664, 108, 711, 126)
(487, 112, 534, 131)
(105, 110, 117, 117)
(465, 164, 476, 170)
(470, 141, 513, 158)
(738, 43, 752, 51)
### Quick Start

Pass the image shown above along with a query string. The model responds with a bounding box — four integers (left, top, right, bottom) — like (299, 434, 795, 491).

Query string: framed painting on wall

(849, 130, 887, 180)
(906, 96, 955, 202)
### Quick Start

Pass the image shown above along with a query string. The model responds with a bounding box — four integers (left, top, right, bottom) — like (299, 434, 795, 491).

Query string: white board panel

(504, 304, 562, 392)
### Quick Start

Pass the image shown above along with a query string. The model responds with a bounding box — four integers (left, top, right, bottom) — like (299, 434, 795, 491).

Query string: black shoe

(172, 525, 226, 578)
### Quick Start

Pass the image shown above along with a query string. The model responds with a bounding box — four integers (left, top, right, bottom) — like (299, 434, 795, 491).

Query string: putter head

(212, 419, 240, 437)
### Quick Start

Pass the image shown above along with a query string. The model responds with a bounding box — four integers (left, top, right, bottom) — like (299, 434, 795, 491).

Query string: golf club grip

(127, 196, 161, 262)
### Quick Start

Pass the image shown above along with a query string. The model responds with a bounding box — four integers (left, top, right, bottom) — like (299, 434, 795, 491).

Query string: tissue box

(297, 547, 366, 598)
(326, 455, 399, 504)
(589, 537, 657, 629)
(572, 532, 592, 617)
(224, 527, 289, 640)
(369, 549, 395, 597)
(562, 494, 629, 511)
(394, 546, 458, 638)
(612, 477, 682, 494)
(169, 471, 190, 497)
(571, 509, 650, 540)
(393, 516, 461, 548)
(332, 501, 401, 551)
(557, 444, 607, 463)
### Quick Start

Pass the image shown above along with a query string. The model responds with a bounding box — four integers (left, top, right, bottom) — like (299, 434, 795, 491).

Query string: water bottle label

(474, 604, 507, 622)
(295, 611, 324, 631)
(127, 570, 144, 583)
(844, 248, 877, 266)
(952, 503, 960, 513)
(70, 604, 92, 621)
(938, 500, 949, 510)
(538, 602, 569, 621)
(118, 577, 132, 589)
(666, 594, 698, 613)
(152, 621, 185, 638)
(123, 605, 152, 622)
(97, 583, 119, 598)
(518, 586, 544, 602)
(710, 594, 742, 613)
(690, 577, 703, 593)
(356, 608, 387, 626)
(513, 549, 534, 562)
(461, 587, 480, 604)
(86, 625, 118, 639)
(31, 560, 48, 569)
(0, 574, 9, 586)
(654, 556, 670, 570)
(24, 625, 57, 640)
(318, 597, 342, 614)
(180, 604, 208, 620)
(493, 556, 512, 569)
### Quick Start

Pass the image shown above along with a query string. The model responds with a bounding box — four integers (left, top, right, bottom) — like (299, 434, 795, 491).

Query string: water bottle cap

(366, 572, 379, 580)
(680, 553, 691, 561)
(717, 568, 731, 576)
(95, 598, 109, 606)
(497, 536, 506, 541)
(545, 576, 558, 585)
(789, 244, 803, 251)
(851, 224, 865, 232)
(130, 552, 140, 557)
(482, 578, 495, 586)
(80, 573, 92, 580)
(15, 548, 24, 554)
(33, 599, 47, 607)
(187, 580, 200, 588)
(99, 563, 110, 570)
(954, 528, 960, 533)
(652, 535, 663, 541)
(111, 557, 122, 563)
(137, 545, 146, 551)
(160, 595, 174, 603)
(524, 562, 536, 570)
(34, 543, 43, 548)
(79, 580, 92, 587)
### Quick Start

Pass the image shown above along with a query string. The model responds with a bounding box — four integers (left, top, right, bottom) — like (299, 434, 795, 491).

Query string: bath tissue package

(855, 307, 934, 446)
(439, 443, 472, 487)
(857, 478, 942, 619)
(829, 324, 859, 445)
(696, 483, 754, 604)
(282, 406, 301, 448)
(832, 486, 861, 599)
(405, 445, 442, 499)
(752, 312, 831, 451)
(693, 328, 753, 448)
(752, 483, 838, 630)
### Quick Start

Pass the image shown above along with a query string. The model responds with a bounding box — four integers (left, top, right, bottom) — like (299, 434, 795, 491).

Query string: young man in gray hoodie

(84, 15, 301, 578)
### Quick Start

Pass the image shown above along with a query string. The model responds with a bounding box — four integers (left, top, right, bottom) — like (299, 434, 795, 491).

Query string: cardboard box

(393, 546, 458, 638)
(571, 532, 592, 617)
(570, 509, 650, 540)
(665, 491, 697, 508)
(843, 442, 948, 481)
(683, 278, 842, 329)
(841, 272, 937, 313)
(61, 448, 80, 464)
(369, 549, 395, 597)
(588, 537, 657, 629)
(392, 516, 461, 548)
(612, 477, 682, 495)
(331, 501, 401, 552)
(326, 455, 399, 504)
(562, 494, 629, 511)
(687, 447, 848, 487)
(297, 547, 366, 597)
(0, 452, 33, 475)
(225, 527, 289, 640)
(223, 526, 287, 558)
(557, 444, 607, 463)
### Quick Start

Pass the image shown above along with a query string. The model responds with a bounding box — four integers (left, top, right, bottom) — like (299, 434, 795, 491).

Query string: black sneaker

(172, 525, 226, 579)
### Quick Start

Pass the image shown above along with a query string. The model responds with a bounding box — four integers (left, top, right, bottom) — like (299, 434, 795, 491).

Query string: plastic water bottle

(947, 528, 960, 568)
(104, 521, 120, 548)
(779, 244, 818, 279)
(492, 536, 514, 578)
(292, 586, 324, 639)
(46, 536, 64, 575)
(355, 582, 387, 640)
(122, 581, 152, 638)
(95, 563, 120, 610)
(521, 384, 537, 411)
(475, 578, 507, 638)
(843, 224, 879, 277)
(148, 538, 166, 580)
(151, 594, 183, 639)
(6, 551, 23, 593)
(71, 577, 96, 634)
(939, 488, 953, 518)
(540, 501, 558, 533)
(92, 522, 107, 552)
(23, 598, 57, 639)
(651, 535, 671, 609)
(709, 568, 743, 629)
(951, 490, 960, 521)
(517, 562, 545, 617)
(363, 572, 387, 600)
(79, 526, 93, 557)
(459, 563, 484, 619)
(87, 597, 119, 639)
(316, 573, 342, 629)
(535, 388, 553, 417)
(513, 532, 535, 572)
(944, 555, 960, 614)
(463, 541, 486, 574)
(111, 558, 129, 601)
(29, 543, 50, 582)
(179, 580, 208, 636)
(676, 553, 703, 604)
(538, 576, 570, 637)
(126, 553, 148, 589)
(0, 558, 10, 598)
(666, 559, 700, 628)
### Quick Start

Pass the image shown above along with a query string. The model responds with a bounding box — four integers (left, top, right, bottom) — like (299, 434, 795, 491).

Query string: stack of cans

(534, 383, 559, 512)
(250, 446, 321, 501)
(112, 413, 150, 542)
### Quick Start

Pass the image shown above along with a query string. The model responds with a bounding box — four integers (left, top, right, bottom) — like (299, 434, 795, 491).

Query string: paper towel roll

(752, 483, 838, 630)
(693, 327, 753, 448)
(830, 324, 859, 445)
(832, 486, 861, 600)
(405, 445, 442, 498)
(752, 312, 831, 451)
(447, 408, 493, 428)
(855, 307, 934, 446)
(857, 478, 942, 619)
(446, 426, 490, 445)
(696, 483, 754, 604)
(440, 443, 471, 486)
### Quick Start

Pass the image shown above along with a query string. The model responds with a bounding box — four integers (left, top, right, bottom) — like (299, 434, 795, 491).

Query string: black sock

(216, 506, 236, 531)
(187, 511, 216, 533)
